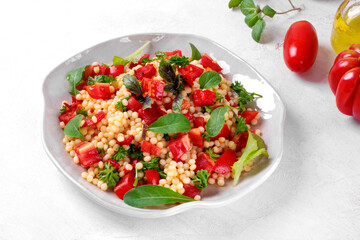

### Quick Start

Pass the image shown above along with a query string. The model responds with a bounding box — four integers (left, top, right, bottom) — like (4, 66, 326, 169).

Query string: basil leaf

(142, 96, 153, 110)
(232, 132, 268, 186)
(262, 5, 276, 18)
(113, 56, 129, 66)
(228, 0, 242, 8)
(206, 106, 227, 137)
(122, 74, 142, 95)
(240, 0, 256, 15)
(199, 71, 222, 89)
(159, 59, 176, 83)
(164, 84, 177, 93)
(64, 115, 85, 140)
(252, 19, 266, 43)
(172, 94, 183, 113)
(189, 43, 201, 61)
(124, 41, 150, 62)
(124, 185, 195, 207)
(66, 66, 86, 96)
(148, 113, 191, 134)
(245, 12, 259, 28)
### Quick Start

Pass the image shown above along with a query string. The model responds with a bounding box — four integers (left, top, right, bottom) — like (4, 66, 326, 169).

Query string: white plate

(42, 33, 285, 218)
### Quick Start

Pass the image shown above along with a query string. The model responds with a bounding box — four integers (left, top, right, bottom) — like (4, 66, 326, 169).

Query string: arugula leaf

(235, 115, 248, 135)
(66, 66, 86, 96)
(98, 162, 120, 187)
(112, 56, 129, 66)
(64, 114, 85, 140)
(252, 18, 266, 42)
(245, 12, 259, 28)
(168, 56, 190, 67)
(115, 96, 130, 112)
(231, 81, 262, 111)
(206, 106, 227, 137)
(76, 108, 88, 117)
(232, 131, 268, 186)
(262, 5, 276, 18)
(201, 132, 210, 142)
(124, 41, 150, 63)
(189, 43, 201, 61)
(148, 113, 191, 134)
(216, 92, 224, 103)
(60, 105, 67, 114)
(193, 170, 210, 190)
(112, 146, 127, 161)
(199, 71, 222, 89)
(127, 144, 143, 159)
(240, 0, 256, 15)
(159, 59, 176, 83)
(87, 74, 116, 86)
(142, 96, 153, 110)
(206, 149, 220, 161)
(124, 185, 195, 207)
(172, 94, 183, 113)
(122, 74, 142, 95)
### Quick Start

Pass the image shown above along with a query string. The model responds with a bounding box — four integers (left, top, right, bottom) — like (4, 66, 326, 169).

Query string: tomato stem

(276, 0, 302, 15)
(288, 0, 295, 8)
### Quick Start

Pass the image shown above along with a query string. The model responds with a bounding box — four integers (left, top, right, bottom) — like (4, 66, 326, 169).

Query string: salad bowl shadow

(42, 33, 285, 218)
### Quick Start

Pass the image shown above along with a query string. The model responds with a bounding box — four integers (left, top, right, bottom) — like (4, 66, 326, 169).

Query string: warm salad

(59, 42, 268, 207)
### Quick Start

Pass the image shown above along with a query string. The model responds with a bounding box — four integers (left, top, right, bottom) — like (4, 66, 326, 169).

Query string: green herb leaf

(189, 43, 201, 61)
(87, 74, 116, 86)
(60, 105, 67, 114)
(240, 0, 256, 15)
(112, 146, 127, 161)
(231, 81, 262, 111)
(76, 108, 88, 117)
(262, 5, 276, 18)
(215, 92, 224, 103)
(232, 132, 268, 186)
(206, 149, 220, 161)
(155, 51, 166, 59)
(122, 74, 142, 95)
(64, 115, 85, 140)
(97, 147, 104, 156)
(141, 57, 153, 64)
(127, 144, 143, 159)
(159, 59, 176, 83)
(201, 132, 210, 142)
(148, 113, 191, 134)
(124, 185, 195, 207)
(142, 157, 167, 179)
(125, 41, 151, 63)
(235, 115, 248, 135)
(245, 12, 259, 27)
(98, 162, 120, 187)
(112, 56, 129, 66)
(252, 18, 266, 43)
(228, 0, 242, 8)
(115, 96, 130, 112)
(193, 170, 210, 190)
(172, 94, 184, 113)
(142, 96, 153, 110)
(206, 106, 227, 137)
(202, 106, 214, 114)
(168, 56, 190, 67)
(66, 66, 86, 96)
(199, 71, 222, 89)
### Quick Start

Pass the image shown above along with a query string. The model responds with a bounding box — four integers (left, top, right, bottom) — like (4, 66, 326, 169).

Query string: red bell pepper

(195, 153, 215, 173)
(213, 149, 237, 175)
(114, 171, 135, 200)
(144, 169, 160, 185)
(189, 128, 204, 147)
(58, 97, 81, 124)
(141, 141, 161, 156)
(107, 65, 125, 78)
(138, 102, 166, 125)
(232, 132, 249, 151)
(73, 142, 103, 167)
(178, 64, 204, 87)
(183, 184, 201, 198)
(194, 117, 205, 128)
(134, 64, 157, 80)
(118, 135, 134, 146)
(82, 111, 106, 127)
(105, 159, 120, 169)
(169, 134, 191, 161)
(127, 96, 143, 112)
(183, 112, 194, 121)
(200, 53, 222, 72)
(240, 111, 259, 124)
(141, 77, 165, 101)
(86, 83, 112, 100)
(193, 89, 216, 107)
(165, 50, 182, 58)
(209, 124, 230, 141)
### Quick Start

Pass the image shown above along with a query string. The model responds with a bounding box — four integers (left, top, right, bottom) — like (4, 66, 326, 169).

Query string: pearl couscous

(58, 43, 267, 206)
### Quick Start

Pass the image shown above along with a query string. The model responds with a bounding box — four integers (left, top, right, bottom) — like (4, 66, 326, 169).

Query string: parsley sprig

(206, 149, 220, 161)
(115, 96, 130, 112)
(168, 56, 190, 67)
(142, 157, 167, 179)
(88, 74, 116, 86)
(98, 162, 120, 187)
(111, 144, 143, 161)
(231, 81, 262, 111)
(193, 170, 210, 190)
(60, 105, 67, 114)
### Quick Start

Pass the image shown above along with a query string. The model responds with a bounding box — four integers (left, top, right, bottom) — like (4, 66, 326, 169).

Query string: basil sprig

(64, 114, 85, 140)
(199, 71, 222, 89)
(122, 74, 142, 95)
(206, 106, 228, 137)
(159, 59, 176, 83)
(147, 113, 190, 134)
(124, 185, 195, 207)
(189, 43, 201, 61)
(66, 66, 87, 96)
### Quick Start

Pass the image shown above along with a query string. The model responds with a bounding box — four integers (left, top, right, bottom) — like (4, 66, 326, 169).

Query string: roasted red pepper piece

(232, 132, 249, 151)
(82, 111, 106, 127)
(86, 83, 112, 100)
(165, 50, 182, 58)
(209, 124, 230, 141)
(114, 171, 135, 200)
(195, 153, 215, 173)
(193, 89, 216, 107)
(178, 64, 204, 87)
(138, 102, 166, 125)
(141, 77, 165, 101)
(74, 142, 103, 167)
(107, 65, 124, 78)
(58, 97, 81, 124)
(169, 134, 191, 161)
(127, 96, 143, 112)
(213, 149, 237, 175)
(134, 64, 157, 80)
(194, 117, 205, 128)
(183, 184, 201, 198)
(145, 169, 160, 185)
(189, 128, 204, 147)
(118, 135, 134, 146)
(200, 53, 222, 72)
(105, 159, 120, 169)
(240, 111, 259, 124)
(141, 141, 161, 156)
(138, 54, 151, 64)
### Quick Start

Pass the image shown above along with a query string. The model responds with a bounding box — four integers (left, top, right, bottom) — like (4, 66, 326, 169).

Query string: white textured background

(1, 0, 360, 239)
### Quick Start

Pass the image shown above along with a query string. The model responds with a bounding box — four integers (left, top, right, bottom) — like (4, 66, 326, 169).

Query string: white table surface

(1, 0, 360, 239)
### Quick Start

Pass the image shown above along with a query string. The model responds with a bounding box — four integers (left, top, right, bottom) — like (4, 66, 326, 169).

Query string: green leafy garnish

(202, 106, 213, 114)
(115, 96, 130, 112)
(142, 157, 167, 179)
(134, 168, 140, 187)
(252, 18, 266, 43)
(124, 185, 195, 207)
(87, 74, 116, 86)
(206, 106, 227, 137)
(64, 115, 85, 140)
(232, 131, 268, 186)
(164, 75, 184, 93)
(228, 0, 242, 8)
(206, 149, 220, 161)
(147, 113, 191, 134)
(122, 74, 142, 95)
(193, 170, 210, 190)
(141, 57, 154, 64)
(155, 51, 166, 59)
(189, 43, 201, 61)
(164, 134, 170, 141)
(142, 96, 153, 110)
(98, 162, 120, 187)
(199, 71, 222, 89)
(66, 66, 87, 96)
(216, 92, 224, 103)
(159, 58, 176, 83)
(201, 132, 210, 142)
(231, 81, 262, 111)
(112, 146, 128, 161)
(168, 56, 190, 67)
(76, 108, 88, 117)
(127, 144, 143, 159)
(97, 147, 104, 156)
(60, 105, 67, 114)
(172, 94, 183, 113)
(112, 41, 151, 65)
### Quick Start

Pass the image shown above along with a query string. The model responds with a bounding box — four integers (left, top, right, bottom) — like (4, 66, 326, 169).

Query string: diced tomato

(138, 102, 166, 125)
(73, 142, 103, 167)
(232, 132, 249, 151)
(83, 65, 92, 81)
(98, 64, 107, 75)
(58, 97, 81, 124)
(128, 62, 138, 69)
(200, 53, 222, 72)
(240, 111, 259, 124)
(213, 149, 237, 175)
(169, 134, 191, 161)
(107, 65, 124, 78)
(138, 54, 151, 64)
(105, 159, 120, 169)
(209, 124, 230, 141)
(165, 50, 182, 58)
(193, 89, 216, 106)
(195, 153, 215, 173)
(82, 111, 106, 127)
(183, 112, 194, 121)
(225, 93, 230, 101)
(114, 171, 135, 200)
(183, 184, 201, 198)
(118, 135, 134, 146)
(194, 117, 205, 128)
(127, 96, 143, 112)
(189, 128, 204, 147)
(134, 64, 157, 80)
(76, 81, 88, 91)
(141, 141, 161, 156)
(145, 169, 160, 185)
(141, 77, 165, 101)
(178, 64, 204, 87)
(86, 83, 112, 100)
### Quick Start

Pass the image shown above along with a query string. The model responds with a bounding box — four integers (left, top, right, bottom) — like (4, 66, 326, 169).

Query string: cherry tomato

(283, 21, 318, 73)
